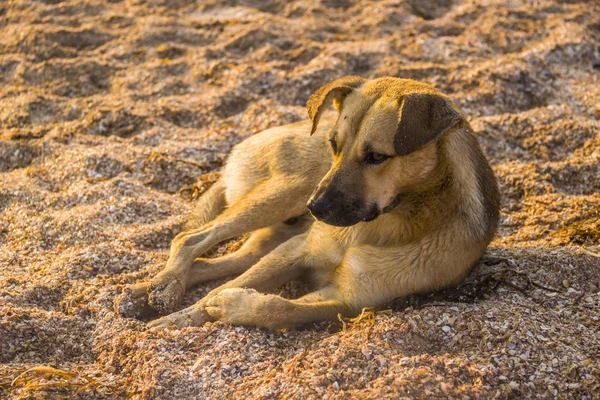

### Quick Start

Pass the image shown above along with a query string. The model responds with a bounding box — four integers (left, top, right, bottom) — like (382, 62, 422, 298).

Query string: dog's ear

(306, 76, 366, 134)
(394, 94, 462, 156)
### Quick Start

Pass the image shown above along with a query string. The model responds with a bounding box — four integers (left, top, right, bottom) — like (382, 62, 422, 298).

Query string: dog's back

(222, 120, 331, 205)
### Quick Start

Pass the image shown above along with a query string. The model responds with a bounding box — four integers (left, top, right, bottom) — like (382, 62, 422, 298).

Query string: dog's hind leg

(147, 232, 313, 328)
(116, 178, 313, 318)
(144, 178, 313, 314)
(186, 217, 312, 286)
(182, 180, 227, 231)
(144, 180, 228, 313)
(114, 219, 308, 319)
(145, 181, 229, 312)
(115, 180, 225, 319)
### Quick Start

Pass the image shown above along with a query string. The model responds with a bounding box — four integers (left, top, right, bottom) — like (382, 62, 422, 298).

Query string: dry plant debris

(0, 0, 599, 398)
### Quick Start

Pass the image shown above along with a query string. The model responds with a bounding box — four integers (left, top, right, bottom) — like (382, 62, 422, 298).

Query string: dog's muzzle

(307, 195, 380, 227)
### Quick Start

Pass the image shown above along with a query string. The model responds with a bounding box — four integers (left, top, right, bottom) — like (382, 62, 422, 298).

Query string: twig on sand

(581, 246, 600, 258)
(338, 307, 384, 332)
(9, 366, 118, 398)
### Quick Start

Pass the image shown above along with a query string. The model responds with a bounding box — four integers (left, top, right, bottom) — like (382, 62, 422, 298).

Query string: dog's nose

(307, 197, 331, 219)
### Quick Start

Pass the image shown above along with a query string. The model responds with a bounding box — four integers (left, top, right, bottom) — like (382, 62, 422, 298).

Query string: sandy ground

(1, 0, 599, 398)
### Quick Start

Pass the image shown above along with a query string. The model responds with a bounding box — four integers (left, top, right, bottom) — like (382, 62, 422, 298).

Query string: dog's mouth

(308, 203, 380, 227)
(361, 209, 380, 222)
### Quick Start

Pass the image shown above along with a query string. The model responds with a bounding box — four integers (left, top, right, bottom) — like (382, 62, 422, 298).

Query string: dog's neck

(383, 139, 453, 216)
(382, 173, 452, 215)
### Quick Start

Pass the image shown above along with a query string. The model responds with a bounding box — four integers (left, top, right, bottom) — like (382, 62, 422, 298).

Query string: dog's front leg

(205, 286, 351, 330)
(147, 233, 311, 329)
(204, 238, 485, 330)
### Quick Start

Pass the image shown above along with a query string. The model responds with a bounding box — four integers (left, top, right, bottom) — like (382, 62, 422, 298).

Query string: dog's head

(306, 76, 463, 226)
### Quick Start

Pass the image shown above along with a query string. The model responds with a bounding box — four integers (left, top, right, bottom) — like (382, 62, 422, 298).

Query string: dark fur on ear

(395, 94, 462, 155)
(306, 76, 366, 134)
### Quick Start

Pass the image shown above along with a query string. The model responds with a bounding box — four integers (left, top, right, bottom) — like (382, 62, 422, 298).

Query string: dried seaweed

(1, 0, 599, 398)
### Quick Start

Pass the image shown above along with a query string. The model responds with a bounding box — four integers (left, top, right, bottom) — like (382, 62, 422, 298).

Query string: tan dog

(115, 76, 500, 330)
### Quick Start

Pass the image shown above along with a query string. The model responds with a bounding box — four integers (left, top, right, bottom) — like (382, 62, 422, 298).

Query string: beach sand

(0, 0, 599, 398)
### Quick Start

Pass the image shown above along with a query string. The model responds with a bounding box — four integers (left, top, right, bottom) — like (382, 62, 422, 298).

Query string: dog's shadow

(389, 251, 565, 312)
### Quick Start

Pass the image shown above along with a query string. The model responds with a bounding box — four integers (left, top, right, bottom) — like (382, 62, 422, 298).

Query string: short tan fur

(115, 76, 500, 330)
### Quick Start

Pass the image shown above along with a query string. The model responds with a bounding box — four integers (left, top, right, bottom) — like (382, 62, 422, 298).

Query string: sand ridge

(0, 0, 599, 398)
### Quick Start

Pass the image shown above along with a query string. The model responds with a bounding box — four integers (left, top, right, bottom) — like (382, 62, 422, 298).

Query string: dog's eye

(364, 152, 390, 165)
(329, 139, 338, 154)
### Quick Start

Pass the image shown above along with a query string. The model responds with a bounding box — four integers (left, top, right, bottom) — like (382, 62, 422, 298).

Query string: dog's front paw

(205, 288, 264, 326)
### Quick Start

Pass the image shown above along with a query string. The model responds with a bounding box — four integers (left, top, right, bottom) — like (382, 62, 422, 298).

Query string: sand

(0, 0, 599, 398)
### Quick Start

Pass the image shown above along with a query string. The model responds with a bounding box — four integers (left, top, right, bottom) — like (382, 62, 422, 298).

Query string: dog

(115, 76, 500, 330)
